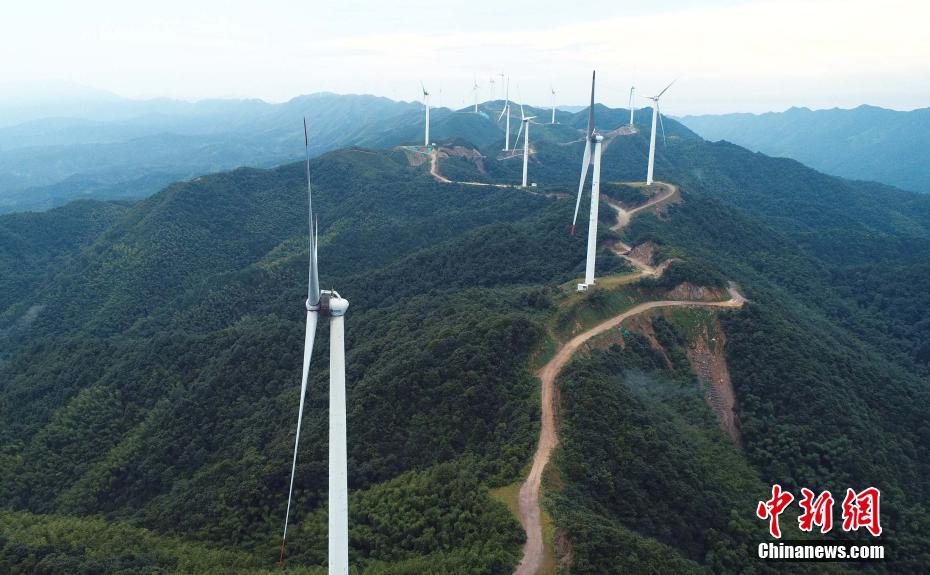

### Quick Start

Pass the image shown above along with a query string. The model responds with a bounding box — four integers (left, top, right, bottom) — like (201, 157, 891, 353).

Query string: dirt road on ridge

(513, 182, 743, 575)
(512, 289, 744, 575)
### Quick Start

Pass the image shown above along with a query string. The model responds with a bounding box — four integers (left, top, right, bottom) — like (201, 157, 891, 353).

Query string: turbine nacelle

(319, 290, 349, 317)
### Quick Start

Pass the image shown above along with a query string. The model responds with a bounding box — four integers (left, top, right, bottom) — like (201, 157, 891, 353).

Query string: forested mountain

(679, 105, 930, 193)
(1, 104, 929, 573)
(0, 93, 422, 213)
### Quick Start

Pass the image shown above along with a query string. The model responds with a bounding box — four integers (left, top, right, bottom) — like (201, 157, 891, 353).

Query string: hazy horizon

(3, 0, 929, 117)
(0, 80, 925, 119)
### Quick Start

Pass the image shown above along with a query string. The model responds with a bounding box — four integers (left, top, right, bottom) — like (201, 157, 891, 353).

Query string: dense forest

(1, 104, 928, 573)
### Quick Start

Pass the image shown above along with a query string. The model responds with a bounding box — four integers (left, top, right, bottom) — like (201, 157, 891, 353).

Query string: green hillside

(1, 106, 928, 573)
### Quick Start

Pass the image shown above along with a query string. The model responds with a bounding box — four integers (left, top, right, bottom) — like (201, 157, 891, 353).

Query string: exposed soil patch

(554, 529, 575, 572)
(628, 241, 656, 267)
(666, 282, 727, 302)
(686, 322, 743, 446)
(627, 315, 674, 369)
(401, 147, 430, 167)
(444, 145, 488, 173)
(601, 124, 637, 151)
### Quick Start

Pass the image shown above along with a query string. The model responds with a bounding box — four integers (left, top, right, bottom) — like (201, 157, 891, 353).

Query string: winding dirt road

(513, 182, 743, 575)
(513, 289, 744, 575)
(429, 148, 451, 183)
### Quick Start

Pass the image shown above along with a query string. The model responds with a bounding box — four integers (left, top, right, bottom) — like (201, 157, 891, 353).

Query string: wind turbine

(420, 82, 431, 149)
(628, 85, 635, 126)
(550, 85, 557, 124)
(513, 104, 536, 187)
(488, 75, 496, 103)
(473, 75, 480, 113)
(570, 71, 604, 292)
(498, 77, 511, 151)
(645, 80, 674, 185)
(280, 118, 351, 574)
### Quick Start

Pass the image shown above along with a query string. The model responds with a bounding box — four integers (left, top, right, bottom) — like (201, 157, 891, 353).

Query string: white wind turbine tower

(645, 80, 674, 185)
(421, 82, 431, 149)
(550, 85, 557, 124)
(473, 75, 480, 113)
(280, 118, 351, 574)
(570, 71, 604, 292)
(498, 77, 511, 151)
(629, 85, 636, 126)
(512, 103, 536, 187)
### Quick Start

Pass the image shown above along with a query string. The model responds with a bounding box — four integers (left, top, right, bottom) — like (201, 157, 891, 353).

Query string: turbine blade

(498, 106, 507, 122)
(520, 103, 525, 121)
(656, 78, 676, 99)
(587, 71, 596, 137)
(658, 102, 667, 146)
(280, 310, 319, 564)
(304, 119, 320, 307)
(571, 138, 592, 235)
(513, 120, 524, 149)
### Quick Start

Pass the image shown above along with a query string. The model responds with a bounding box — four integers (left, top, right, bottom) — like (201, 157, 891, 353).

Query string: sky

(2, 0, 929, 115)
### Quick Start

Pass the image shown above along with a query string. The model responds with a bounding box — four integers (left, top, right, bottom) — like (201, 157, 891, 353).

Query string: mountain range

(680, 105, 930, 193)
(0, 92, 422, 213)
(1, 97, 929, 573)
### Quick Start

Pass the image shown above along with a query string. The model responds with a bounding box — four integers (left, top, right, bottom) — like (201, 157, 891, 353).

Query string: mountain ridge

(2, 105, 929, 572)
(680, 104, 930, 193)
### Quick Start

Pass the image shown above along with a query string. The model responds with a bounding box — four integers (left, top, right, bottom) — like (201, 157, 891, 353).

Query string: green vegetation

(1, 106, 929, 573)
(0, 509, 319, 575)
(551, 330, 764, 573)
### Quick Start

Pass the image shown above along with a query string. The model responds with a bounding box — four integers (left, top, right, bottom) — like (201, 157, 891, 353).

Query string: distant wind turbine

(645, 79, 674, 185)
(498, 77, 511, 151)
(513, 104, 536, 187)
(421, 82, 431, 148)
(550, 85, 557, 124)
(629, 85, 636, 126)
(570, 71, 604, 292)
(473, 75, 480, 113)
(280, 119, 352, 574)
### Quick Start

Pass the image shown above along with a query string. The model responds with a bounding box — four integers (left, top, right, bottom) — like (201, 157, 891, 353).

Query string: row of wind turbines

(280, 71, 674, 574)
(420, 74, 674, 189)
